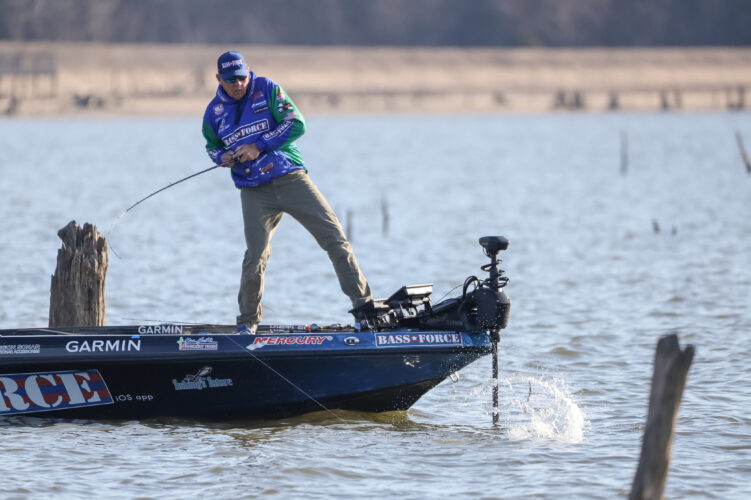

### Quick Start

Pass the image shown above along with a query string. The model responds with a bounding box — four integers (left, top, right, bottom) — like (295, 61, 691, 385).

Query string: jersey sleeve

(255, 84, 306, 153)
(202, 113, 226, 165)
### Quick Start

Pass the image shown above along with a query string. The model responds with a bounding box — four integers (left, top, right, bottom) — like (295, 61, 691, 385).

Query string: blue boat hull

(0, 327, 491, 420)
(0, 236, 513, 421)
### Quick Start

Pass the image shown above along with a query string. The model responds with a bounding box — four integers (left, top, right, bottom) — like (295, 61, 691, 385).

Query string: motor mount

(350, 236, 511, 334)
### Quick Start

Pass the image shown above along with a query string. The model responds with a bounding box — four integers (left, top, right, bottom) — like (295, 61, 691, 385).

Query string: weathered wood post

(381, 194, 390, 238)
(734, 131, 751, 174)
(630, 334, 695, 500)
(620, 130, 629, 176)
(49, 221, 108, 327)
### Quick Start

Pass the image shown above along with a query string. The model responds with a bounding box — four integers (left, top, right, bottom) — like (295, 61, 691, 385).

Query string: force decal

(0, 369, 113, 415)
(222, 120, 270, 147)
(375, 333, 463, 348)
(261, 120, 292, 141)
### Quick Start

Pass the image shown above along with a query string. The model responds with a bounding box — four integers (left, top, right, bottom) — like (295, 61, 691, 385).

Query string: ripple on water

(551, 346, 580, 357)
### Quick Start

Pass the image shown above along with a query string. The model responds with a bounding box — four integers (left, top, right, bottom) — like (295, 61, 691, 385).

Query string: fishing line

(106, 164, 222, 259)
(32, 328, 86, 336)
(223, 334, 349, 424)
(434, 282, 463, 304)
(37, 317, 347, 422)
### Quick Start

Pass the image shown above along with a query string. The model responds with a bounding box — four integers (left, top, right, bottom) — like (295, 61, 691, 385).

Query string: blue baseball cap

(217, 51, 249, 80)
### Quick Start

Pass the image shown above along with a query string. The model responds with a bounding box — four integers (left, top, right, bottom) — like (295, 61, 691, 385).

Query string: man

(202, 51, 372, 334)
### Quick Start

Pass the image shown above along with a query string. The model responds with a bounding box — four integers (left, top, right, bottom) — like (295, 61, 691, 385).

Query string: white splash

(501, 374, 587, 443)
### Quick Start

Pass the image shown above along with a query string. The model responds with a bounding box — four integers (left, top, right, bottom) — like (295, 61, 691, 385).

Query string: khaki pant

(237, 170, 372, 325)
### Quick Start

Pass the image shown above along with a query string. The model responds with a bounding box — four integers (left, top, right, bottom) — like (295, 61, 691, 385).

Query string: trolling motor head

(479, 236, 509, 291)
(479, 235, 509, 256)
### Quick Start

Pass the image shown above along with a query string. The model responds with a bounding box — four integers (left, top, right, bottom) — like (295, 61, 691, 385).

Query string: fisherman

(202, 51, 373, 334)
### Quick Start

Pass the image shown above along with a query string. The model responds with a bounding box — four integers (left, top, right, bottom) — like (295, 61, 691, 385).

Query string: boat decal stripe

(0, 369, 114, 415)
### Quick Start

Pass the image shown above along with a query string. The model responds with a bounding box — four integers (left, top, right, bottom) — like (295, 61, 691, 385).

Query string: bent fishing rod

(107, 163, 229, 258)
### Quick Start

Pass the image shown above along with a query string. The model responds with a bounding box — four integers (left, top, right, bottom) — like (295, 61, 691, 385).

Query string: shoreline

(2, 42, 750, 117)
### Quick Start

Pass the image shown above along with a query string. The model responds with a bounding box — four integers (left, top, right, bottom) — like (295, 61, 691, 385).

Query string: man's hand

(220, 144, 261, 167)
(233, 143, 261, 163)
(220, 150, 237, 167)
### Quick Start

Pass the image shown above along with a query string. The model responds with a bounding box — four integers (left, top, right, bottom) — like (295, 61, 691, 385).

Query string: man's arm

(202, 119, 237, 166)
(254, 85, 306, 153)
(202, 119, 226, 165)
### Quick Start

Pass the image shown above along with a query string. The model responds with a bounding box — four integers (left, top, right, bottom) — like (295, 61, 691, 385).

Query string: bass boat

(0, 236, 511, 420)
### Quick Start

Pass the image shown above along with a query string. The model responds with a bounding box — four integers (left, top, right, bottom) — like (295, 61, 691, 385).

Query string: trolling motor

(350, 236, 511, 335)
(405, 236, 511, 335)
(349, 236, 511, 425)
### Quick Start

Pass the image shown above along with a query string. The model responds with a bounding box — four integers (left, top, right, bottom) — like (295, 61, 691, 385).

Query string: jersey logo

(222, 119, 270, 147)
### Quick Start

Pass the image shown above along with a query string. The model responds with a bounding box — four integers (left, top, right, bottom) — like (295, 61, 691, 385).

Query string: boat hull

(0, 327, 491, 420)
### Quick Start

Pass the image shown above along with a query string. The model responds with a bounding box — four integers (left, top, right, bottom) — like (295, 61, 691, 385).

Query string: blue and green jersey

(202, 71, 306, 188)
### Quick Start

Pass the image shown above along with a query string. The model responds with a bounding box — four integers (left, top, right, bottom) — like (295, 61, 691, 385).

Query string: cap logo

(221, 59, 244, 69)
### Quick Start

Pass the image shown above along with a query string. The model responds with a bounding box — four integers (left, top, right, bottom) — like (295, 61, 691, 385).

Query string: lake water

(0, 112, 750, 498)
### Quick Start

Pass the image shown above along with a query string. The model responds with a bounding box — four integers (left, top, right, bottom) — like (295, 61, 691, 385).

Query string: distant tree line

(1, 0, 749, 46)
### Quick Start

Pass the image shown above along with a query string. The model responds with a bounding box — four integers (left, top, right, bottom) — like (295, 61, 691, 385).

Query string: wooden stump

(630, 334, 695, 500)
(735, 131, 751, 174)
(49, 221, 108, 327)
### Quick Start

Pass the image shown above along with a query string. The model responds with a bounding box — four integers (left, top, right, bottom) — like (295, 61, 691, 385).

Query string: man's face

(217, 69, 249, 100)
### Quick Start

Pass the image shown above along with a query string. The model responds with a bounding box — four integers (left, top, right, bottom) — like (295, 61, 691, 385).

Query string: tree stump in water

(49, 221, 108, 327)
(630, 334, 695, 500)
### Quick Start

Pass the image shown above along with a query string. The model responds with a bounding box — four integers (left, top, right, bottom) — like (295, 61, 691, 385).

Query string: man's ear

(216, 74, 222, 82)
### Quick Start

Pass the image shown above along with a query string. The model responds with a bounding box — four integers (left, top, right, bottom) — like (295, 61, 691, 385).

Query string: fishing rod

(107, 163, 228, 258)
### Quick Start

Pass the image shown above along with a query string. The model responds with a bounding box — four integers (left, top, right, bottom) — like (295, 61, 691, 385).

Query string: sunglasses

(223, 75, 248, 84)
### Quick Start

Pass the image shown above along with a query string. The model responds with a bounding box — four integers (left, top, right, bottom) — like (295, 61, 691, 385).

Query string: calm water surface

(0, 112, 749, 498)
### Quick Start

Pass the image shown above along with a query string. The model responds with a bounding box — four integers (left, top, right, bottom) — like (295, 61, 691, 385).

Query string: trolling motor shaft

(476, 236, 511, 426)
